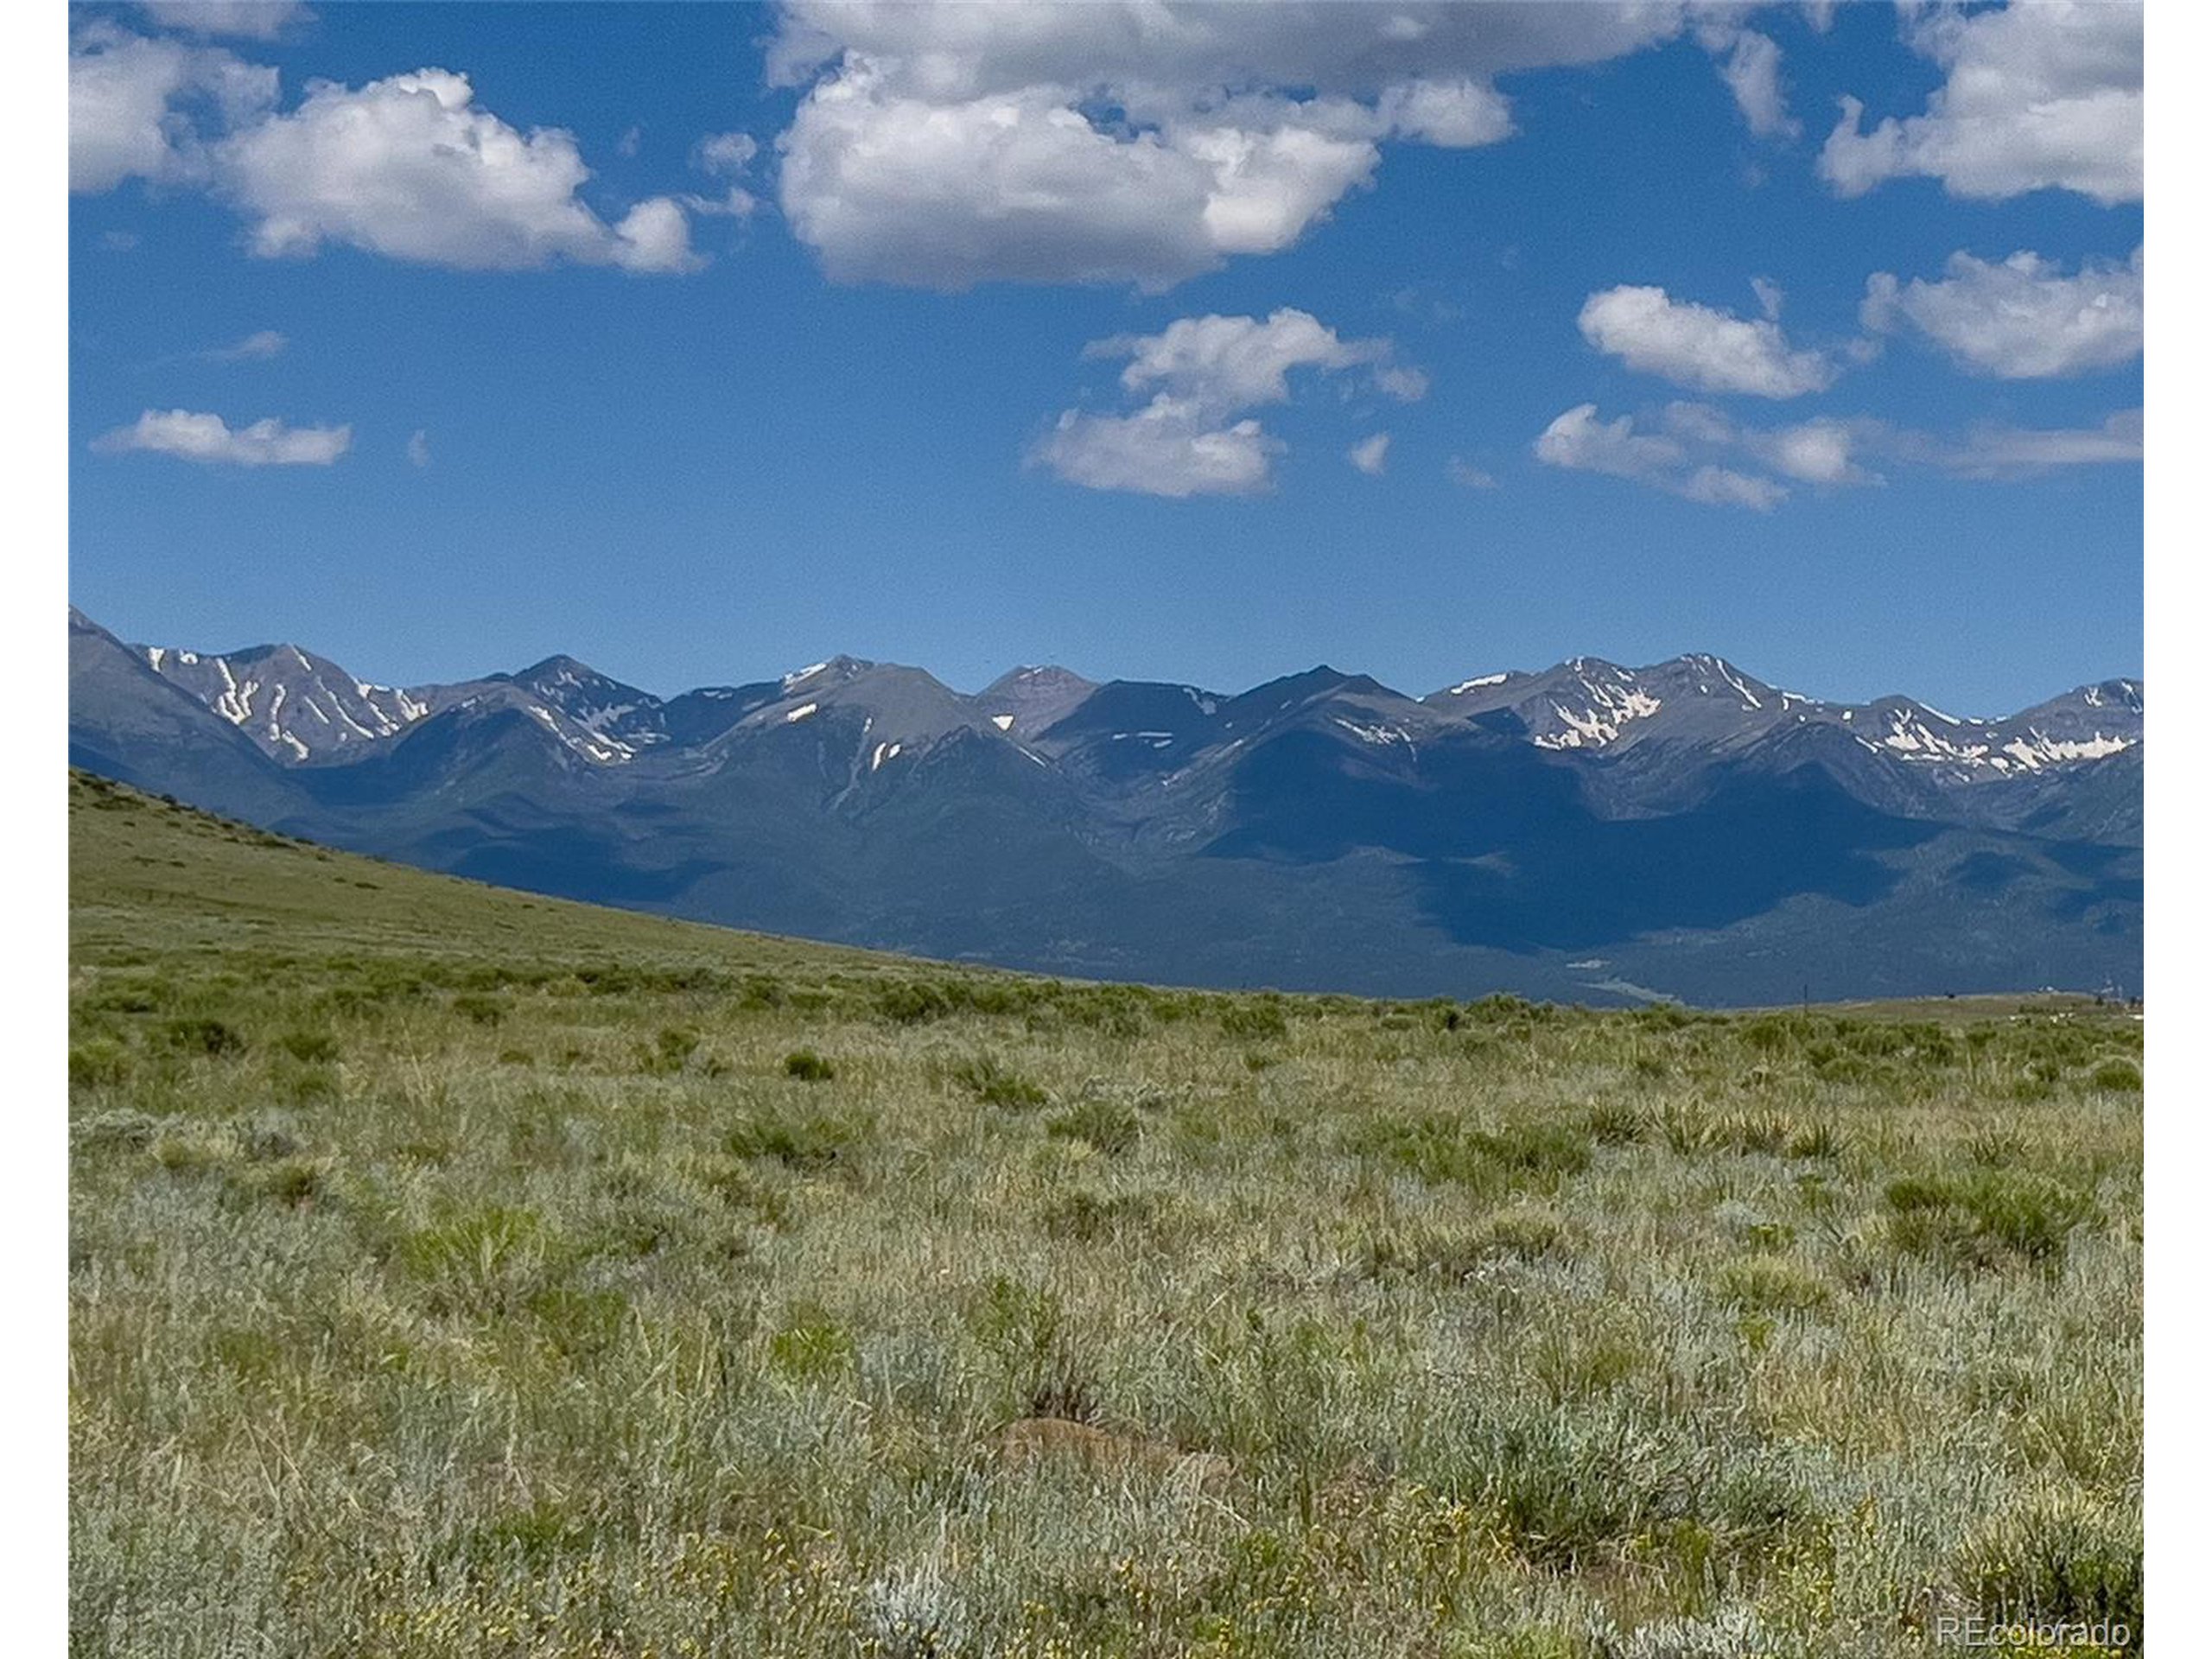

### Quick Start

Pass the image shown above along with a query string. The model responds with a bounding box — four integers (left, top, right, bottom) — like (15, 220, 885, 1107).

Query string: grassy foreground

(68, 772, 2143, 1657)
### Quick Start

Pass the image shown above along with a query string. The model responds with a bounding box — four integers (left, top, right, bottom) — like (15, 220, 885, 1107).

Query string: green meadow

(67, 771, 2142, 1657)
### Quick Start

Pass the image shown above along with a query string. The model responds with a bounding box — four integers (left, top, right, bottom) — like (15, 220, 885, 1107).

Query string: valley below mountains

(67, 607, 2143, 1005)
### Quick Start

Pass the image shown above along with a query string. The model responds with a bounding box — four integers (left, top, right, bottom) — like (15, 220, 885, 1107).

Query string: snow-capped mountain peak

(1419, 653, 2138, 780)
(117, 614, 2141, 793)
(138, 639, 430, 763)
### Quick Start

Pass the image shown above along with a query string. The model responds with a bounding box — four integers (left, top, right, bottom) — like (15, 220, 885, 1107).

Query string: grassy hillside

(68, 772, 2143, 1657)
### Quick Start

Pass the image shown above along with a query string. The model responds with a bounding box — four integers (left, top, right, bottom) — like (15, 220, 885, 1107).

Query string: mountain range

(67, 606, 2143, 1005)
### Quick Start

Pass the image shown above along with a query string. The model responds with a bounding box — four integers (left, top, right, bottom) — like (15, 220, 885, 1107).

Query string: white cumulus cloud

(694, 130, 759, 176)
(1701, 25, 1797, 139)
(92, 408, 352, 467)
(1098, 308, 1420, 414)
(1861, 247, 2143, 378)
(1038, 308, 1418, 497)
(1578, 285, 1835, 398)
(1535, 404, 1704, 494)
(1348, 433, 1391, 476)
(69, 25, 276, 193)
(777, 72, 1380, 292)
(1535, 403, 1873, 508)
(1535, 403, 1667, 473)
(1743, 416, 1878, 486)
(1036, 404, 1280, 499)
(71, 34, 708, 276)
(214, 68, 702, 271)
(1819, 0, 2141, 205)
(768, 2, 1703, 289)
(137, 1, 311, 39)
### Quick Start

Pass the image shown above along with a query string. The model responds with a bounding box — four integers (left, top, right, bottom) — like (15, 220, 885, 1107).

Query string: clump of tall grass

(1884, 1168, 2096, 1269)
(1951, 1487, 2143, 1631)
(949, 1052, 1048, 1109)
(1045, 1097, 1141, 1154)
(725, 1101, 874, 1170)
(784, 1047, 836, 1082)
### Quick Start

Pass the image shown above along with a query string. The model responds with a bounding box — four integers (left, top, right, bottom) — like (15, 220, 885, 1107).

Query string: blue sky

(68, 1, 2142, 716)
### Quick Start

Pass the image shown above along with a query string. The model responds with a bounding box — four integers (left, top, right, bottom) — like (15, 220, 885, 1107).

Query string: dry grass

(68, 774, 2144, 1656)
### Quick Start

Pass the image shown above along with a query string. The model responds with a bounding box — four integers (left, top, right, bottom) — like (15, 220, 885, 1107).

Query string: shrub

(638, 1026, 702, 1076)
(461, 1501, 590, 1567)
(1039, 1189, 1154, 1242)
(1715, 1254, 1829, 1314)
(526, 1286, 628, 1360)
(1653, 1103, 1713, 1155)
(209, 1326, 283, 1380)
(877, 979, 953, 1025)
(1533, 1319, 1648, 1401)
(1886, 1169, 2096, 1268)
(452, 993, 504, 1027)
(1220, 1001, 1290, 1040)
(1966, 1128, 2029, 1166)
(1581, 1100, 1646, 1145)
(735, 974, 788, 1011)
(1057, 986, 1151, 1037)
(162, 1017, 245, 1057)
(692, 1156, 793, 1228)
(726, 1104, 872, 1171)
(1953, 1488, 2142, 1631)
(150, 1134, 227, 1174)
(1481, 1122, 1592, 1178)
(235, 1117, 302, 1161)
(72, 1109, 162, 1153)
(69, 1041, 131, 1090)
(1469, 994, 1537, 1022)
(1712, 1110, 1794, 1155)
(1046, 1098, 1141, 1155)
(279, 1061, 340, 1104)
(397, 1205, 544, 1280)
(277, 1028, 339, 1065)
(783, 1048, 836, 1083)
(1480, 1204, 1567, 1259)
(1785, 1119, 1846, 1160)
(1739, 1016, 1798, 1055)
(88, 984, 159, 1014)
(1346, 1114, 1591, 1190)
(1363, 1209, 1567, 1280)
(967, 1276, 1077, 1408)
(950, 1054, 1048, 1109)
(2089, 1058, 2143, 1092)
(1431, 1402, 1811, 1573)
(1809, 1037, 1870, 1083)
(237, 1156, 329, 1210)
(396, 1206, 550, 1316)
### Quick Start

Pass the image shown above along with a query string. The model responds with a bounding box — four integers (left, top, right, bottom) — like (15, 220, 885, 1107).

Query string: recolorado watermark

(1932, 1613, 2133, 1649)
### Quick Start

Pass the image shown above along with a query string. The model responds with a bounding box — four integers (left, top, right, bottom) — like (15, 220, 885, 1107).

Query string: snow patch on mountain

(2002, 731, 2133, 769)
(1533, 683, 1664, 750)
